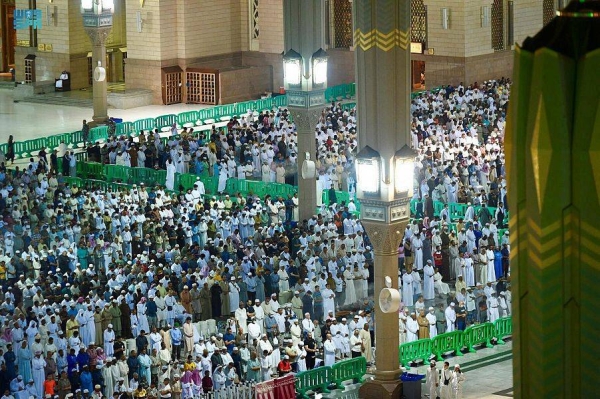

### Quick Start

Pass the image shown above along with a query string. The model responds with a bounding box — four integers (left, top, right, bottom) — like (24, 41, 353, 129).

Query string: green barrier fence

(462, 322, 495, 353)
(400, 317, 513, 367)
(177, 111, 200, 128)
(330, 357, 367, 389)
(324, 83, 356, 102)
(70, 131, 84, 148)
(105, 164, 131, 182)
(493, 317, 512, 345)
(134, 118, 155, 133)
(5, 82, 358, 164)
(76, 162, 104, 180)
(47, 134, 66, 150)
(399, 338, 432, 368)
(12, 141, 26, 159)
(431, 330, 464, 361)
(295, 366, 331, 399)
(65, 177, 83, 187)
(115, 122, 135, 137)
(410, 198, 510, 225)
(155, 114, 178, 131)
(178, 173, 202, 191)
(90, 126, 109, 143)
(74, 152, 88, 162)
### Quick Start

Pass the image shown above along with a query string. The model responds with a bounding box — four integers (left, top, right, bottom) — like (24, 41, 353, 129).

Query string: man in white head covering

(406, 313, 419, 343)
(103, 324, 115, 357)
(445, 303, 457, 332)
(426, 361, 439, 399)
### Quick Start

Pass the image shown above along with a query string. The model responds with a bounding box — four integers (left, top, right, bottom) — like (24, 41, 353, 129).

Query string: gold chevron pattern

(354, 28, 409, 51)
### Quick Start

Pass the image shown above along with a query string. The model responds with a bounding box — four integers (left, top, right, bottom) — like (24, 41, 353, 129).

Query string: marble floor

(0, 87, 213, 141)
(319, 341, 513, 398)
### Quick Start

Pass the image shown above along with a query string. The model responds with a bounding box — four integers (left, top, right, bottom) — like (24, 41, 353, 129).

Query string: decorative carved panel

(250, 0, 259, 50)
(411, 0, 427, 48)
(333, 0, 352, 48)
(543, 0, 555, 25)
(491, 0, 504, 51)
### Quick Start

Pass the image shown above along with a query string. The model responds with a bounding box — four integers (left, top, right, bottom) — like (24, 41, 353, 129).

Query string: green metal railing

(5, 84, 455, 172)
(399, 316, 513, 368)
(330, 356, 367, 388)
(5, 82, 357, 161)
(493, 317, 512, 345)
(295, 366, 332, 398)
(399, 338, 432, 368)
(462, 322, 495, 353)
(431, 330, 464, 361)
(295, 357, 366, 398)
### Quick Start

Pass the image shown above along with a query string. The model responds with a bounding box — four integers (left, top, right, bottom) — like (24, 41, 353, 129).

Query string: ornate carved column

(360, 219, 406, 383)
(283, 0, 327, 221)
(85, 26, 111, 125)
(292, 106, 322, 221)
(353, 0, 413, 397)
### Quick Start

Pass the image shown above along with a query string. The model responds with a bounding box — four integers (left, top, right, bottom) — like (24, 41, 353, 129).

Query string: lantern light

(355, 145, 382, 196)
(394, 145, 416, 196)
(312, 48, 328, 86)
(283, 49, 302, 87)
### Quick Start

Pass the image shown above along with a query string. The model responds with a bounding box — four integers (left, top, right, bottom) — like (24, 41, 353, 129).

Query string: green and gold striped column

(505, 2, 600, 397)
(354, 1, 412, 398)
(354, 0, 411, 160)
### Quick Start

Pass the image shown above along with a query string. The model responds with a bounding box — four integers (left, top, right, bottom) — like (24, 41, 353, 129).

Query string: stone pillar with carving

(362, 218, 407, 388)
(352, 0, 414, 398)
(283, 0, 327, 221)
(292, 106, 322, 222)
(84, 26, 111, 125)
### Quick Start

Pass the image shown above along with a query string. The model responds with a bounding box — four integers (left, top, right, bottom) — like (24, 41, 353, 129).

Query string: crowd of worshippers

(0, 77, 514, 398)
(0, 159, 376, 399)
(71, 102, 359, 196)
(394, 78, 513, 346)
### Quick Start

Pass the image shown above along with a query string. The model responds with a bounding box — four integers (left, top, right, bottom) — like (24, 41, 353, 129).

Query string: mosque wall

(512, 0, 544, 46)
(259, 0, 285, 54)
(9, 0, 544, 105)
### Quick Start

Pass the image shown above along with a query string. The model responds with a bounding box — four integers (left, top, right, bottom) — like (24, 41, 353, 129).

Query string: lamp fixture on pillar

(282, 0, 328, 222)
(81, 0, 114, 126)
(356, 143, 415, 399)
(311, 48, 328, 87)
(283, 49, 302, 88)
(355, 145, 381, 197)
(394, 145, 416, 196)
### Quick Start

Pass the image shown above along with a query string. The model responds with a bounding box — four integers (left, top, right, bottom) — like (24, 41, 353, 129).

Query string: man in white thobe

(406, 313, 419, 342)
(426, 362, 439, 399)
(488, 293, 500, 323)
(321, 285, 336, 320)
(411, 234, 424, 270)
(402, 269, 415, 307)
(445, 303, 457, 332)
(426, 307, 438, 338)
(423, 261, 435, 300)
(31, 352, 46, 398)
(323, 334, 336, 366)
(103, 325, 115, 357)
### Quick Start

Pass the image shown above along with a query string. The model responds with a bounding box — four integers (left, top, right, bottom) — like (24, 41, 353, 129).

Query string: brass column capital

(291, 107, 322, 133)
(361, 219, 408, 256)
(84, 26, 112, 46)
